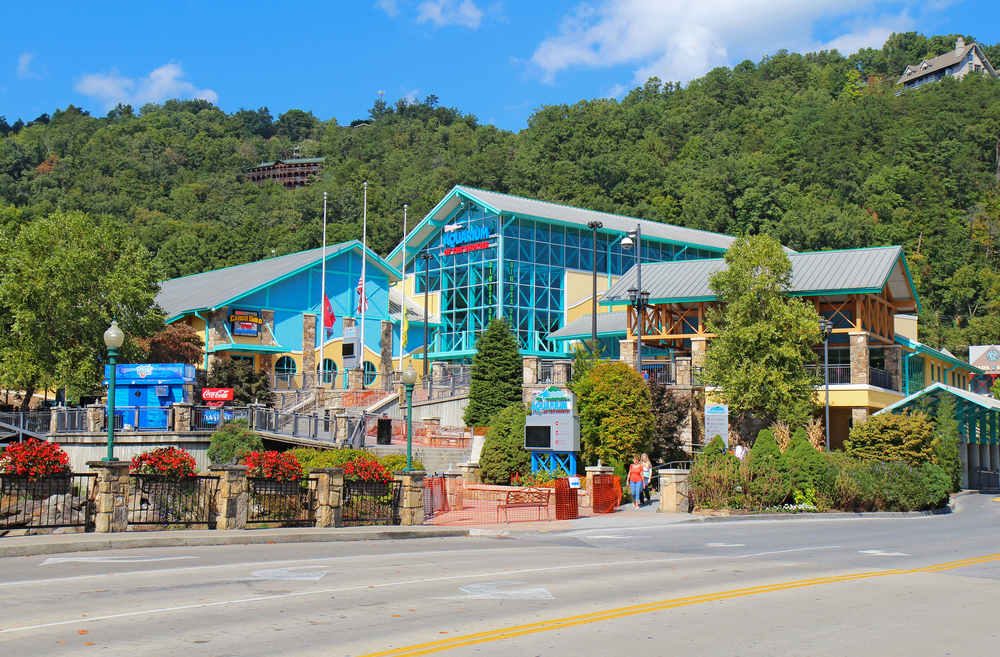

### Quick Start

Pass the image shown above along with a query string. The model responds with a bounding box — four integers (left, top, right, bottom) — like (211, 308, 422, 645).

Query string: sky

(3, 1, 1000, 132)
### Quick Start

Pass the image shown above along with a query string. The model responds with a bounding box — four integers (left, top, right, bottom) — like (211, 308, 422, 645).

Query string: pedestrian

(640, 453, 653, 506)
(734, 439, 748, 461)
(628, 454, 644, 509)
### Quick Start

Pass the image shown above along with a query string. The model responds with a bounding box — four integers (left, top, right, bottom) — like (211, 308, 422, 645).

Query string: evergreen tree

(463, 318, 523, 427)
(932, 395, 963, 492)
(478, 404, 530, 485)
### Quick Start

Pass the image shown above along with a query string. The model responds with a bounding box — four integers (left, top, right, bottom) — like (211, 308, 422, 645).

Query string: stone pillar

(852, 407, 869, 425)
(87, 404, 105, 432)
(554, 360, 571, 384)
(173, 402, 193, 431)
(431, 361, 448, 379)
(395, 471, 426, 526)
(49, 409, 60, 434)
(459, 462, 481, 483)
(312, 467, 344, 528)
(335, 412, 349, 445)
(675, 357, 692, 385)
(850, 332, 870, 385)
(260, 309, 277, 376)
(523, 356, 539, 384)
(88, 461, 130, 533)
(348, 368, 364, 390)
(885, 344, 902, 392)
(206, 308, 230, 369)
(619, 340, 636, 370)
(585, 464, 613, 507)
(659, 469, 690, 513)
(691, 337, 708, 370)
(381, 320, 394, 379)
(443, 469, 464, 511)
(210, 465, 248, 530)
(302, 313, 317, 385)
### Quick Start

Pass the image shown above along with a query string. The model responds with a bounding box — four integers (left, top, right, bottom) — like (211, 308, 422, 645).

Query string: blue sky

(3, 1, 999, 132)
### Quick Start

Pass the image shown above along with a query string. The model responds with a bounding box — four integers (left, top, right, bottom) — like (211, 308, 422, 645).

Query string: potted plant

(0, 439, 72, 496)
(131, 446, 199, 493)
(245, 451, 304, 493)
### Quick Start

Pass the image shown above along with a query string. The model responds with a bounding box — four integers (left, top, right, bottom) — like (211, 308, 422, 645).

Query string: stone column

(173, 403, 193, 431)
(850, 331, 870, 385)
(260, 309, 277, 376)
(380, 320, 394, 380)
(88, 461, 130, 533)
(335, 412, 349, 445)
(675, 356, 692, 385)
(852, 407, 869, 425)
(312, 467, 344, 528)
(885, 344, 902, 392)
(348, 368, 364, 390)
(691, 337, 708, 369)
(49, 409, 60, 434)
(619, 340, 636, 370)
(459, 462, 481, 483)
(523, 356, 539, 384)
(395, 471, 426, 526)
(86, 404, 105, 432)
(554, 360, 572, 384)
(302, 313, 317, 385)
(209, 465, 248, 530)
(207, 308, 230, 369)
(659, 469, 690, 513)
(443, 469, 464, 511)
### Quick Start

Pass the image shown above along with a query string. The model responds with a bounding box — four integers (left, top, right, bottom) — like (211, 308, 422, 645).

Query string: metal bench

(497, 488, 551, 523)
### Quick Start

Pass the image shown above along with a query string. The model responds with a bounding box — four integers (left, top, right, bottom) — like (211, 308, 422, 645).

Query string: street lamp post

(401, 366, 418, 471)
(103, 320, 125, 462)
(819, 319, 834, 452)
(621, 226, 648, 380)
(587, 220, 603, 355)
(420, 252, 433, 378)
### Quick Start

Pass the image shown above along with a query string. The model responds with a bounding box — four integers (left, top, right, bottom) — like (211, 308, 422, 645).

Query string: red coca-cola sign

(202, 388, 234, 401)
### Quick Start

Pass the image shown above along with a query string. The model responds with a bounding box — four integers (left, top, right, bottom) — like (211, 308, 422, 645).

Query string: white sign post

(705, 403, 729, 447)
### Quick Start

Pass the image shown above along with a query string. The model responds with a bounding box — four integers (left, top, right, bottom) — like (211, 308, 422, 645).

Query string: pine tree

(463, 318, 523, 427)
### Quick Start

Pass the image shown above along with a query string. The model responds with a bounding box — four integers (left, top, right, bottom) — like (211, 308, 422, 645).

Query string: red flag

(323, 293, 336, 338)
(356, 277, 368, 313)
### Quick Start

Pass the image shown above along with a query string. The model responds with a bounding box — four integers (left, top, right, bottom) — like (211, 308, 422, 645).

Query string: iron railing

(0, 473, 96, 530)
(343, 480, 400, 526)
(53, 408, 89, 433)
(643, 362, 675, 385)
(869, 367, 896, 390)
(128, 475, 220, 526)
(0, 410, 52, 437)
(191, 406, 251, 431)
(254, 408, 337, 442)
(414, 365, 471, 401)
(247, 477, 317, 526)
(806, 364, 852, 385)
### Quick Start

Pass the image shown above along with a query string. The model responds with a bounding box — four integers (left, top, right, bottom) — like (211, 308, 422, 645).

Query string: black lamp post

(819, 319, 834, 452)
(420, 251, 433, 378)
(103, 320, 125, 462)
(401, 366, 418, 470)
(587, 220, 603, 355)
(621, 226, 649, 379)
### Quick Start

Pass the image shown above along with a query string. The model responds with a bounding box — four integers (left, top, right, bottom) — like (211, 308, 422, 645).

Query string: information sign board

(705, 403, 729, 446)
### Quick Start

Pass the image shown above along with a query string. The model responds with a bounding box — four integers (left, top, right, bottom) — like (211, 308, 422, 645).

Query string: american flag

(356, 277, 368, 313)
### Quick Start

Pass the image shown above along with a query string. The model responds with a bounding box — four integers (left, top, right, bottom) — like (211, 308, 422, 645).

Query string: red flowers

(1, 439, 71, 480)
(343, 457, 393, 483)
(132, 446, 197, 479)
(245, 451, 303, 482)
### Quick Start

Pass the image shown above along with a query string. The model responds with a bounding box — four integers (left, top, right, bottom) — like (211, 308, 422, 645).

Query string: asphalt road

(2, 494, 999, 656)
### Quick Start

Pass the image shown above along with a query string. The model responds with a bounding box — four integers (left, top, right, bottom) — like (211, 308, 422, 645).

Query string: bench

(497, 487, 551, 523)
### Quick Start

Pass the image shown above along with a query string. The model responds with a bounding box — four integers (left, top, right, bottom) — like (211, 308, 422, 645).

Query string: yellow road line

(357, 553, 1000, 657)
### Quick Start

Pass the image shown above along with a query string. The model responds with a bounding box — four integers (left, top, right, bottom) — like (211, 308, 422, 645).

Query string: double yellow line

(358, 552, 1000, 657)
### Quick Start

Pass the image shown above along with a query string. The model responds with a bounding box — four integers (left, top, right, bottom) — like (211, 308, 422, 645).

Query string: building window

(363, 361, 377, 386)
(230, 354, 255, 368)
(975, 64, 982, 73)
(318, 358, 337, 385)
(275, 356, 297, 382)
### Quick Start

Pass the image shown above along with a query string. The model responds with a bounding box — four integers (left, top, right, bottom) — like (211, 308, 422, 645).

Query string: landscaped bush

(746, 430, 791, 508)
(828, 458, 934, 512)
(1, 439, 71, 480)
(786, 428, 832, 507)
(131, 446, 197, 479)
(288, 448, 425, 475)
(244, 451, 303, 482)
(689, 435, 741, 509)
(932, 396, 963, 492)
(342, 457, 394, 483)
(479, 404, 531, 485)
(375, 453, 426, 474)
(845, 410, 936, 467)
(921, 462, 952, 507)
(207, 419, 264, 465)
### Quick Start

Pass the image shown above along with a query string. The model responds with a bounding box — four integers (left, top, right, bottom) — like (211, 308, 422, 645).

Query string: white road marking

(240, 567, 329, 581)
(40, 556, 198, 565)
(436, 581, 553, 600)
(0, 545, 842, 635)
(859, 550, 909, 556)
(705, 543, 745, 547)
(586, 535, 646, 539)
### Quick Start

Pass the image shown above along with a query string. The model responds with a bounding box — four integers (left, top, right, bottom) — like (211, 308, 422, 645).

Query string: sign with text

(705, 403, 729, 446)
(202, 388, 234, 402)
(524, 386, 580, 452)
(229, 310, 262, 337)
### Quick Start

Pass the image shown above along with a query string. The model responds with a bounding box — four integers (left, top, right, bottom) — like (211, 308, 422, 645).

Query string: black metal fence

(191, 406, 252, 431)
(247, 477, 317, 526)
(54, 408, 89, 433)
(129, 475, 219, 527)
(343, 480, 400, 526)
(254, 409, 336, 442)
(1, 473, 96, 530)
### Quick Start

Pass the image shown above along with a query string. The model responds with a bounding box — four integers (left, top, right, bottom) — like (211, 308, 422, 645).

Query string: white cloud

(531, 0, 919, 88)
(417, 0, 485, 29)
(17, 53, 39, 80)
(375, 0, 401, 17)
(75, 63, 218, 110)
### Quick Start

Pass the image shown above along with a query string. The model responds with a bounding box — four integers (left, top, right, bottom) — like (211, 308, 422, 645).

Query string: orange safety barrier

(590, 474, 622, 514)
(423, 477, 611, 525)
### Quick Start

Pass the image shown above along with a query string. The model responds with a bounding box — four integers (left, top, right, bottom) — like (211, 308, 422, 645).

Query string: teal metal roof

(896, 335, 981, 374)
(875, 382, 1000, 445)
(246, 157, 326, 169)
(547, 311, 628, 342)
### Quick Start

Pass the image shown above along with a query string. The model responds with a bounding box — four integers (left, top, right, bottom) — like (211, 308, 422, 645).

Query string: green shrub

(690, 435, 741, 509)
(288, 448, 426, 476)
(790, 427, 809, 449)
(921, 462, 951, 507)
(786, 438, 830, 504)
(829, 458, 933, 512)
(845, 410, 935, 467)
(576, 360, 653, 467)
(932, 396, 963, 492)
(479, 404, 531, 485)
(376, 453, 426, 473)
(746, 430, 791, 507)
(207, 419, 264, 464)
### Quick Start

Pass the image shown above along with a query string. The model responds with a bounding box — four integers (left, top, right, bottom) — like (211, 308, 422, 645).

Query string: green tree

(205, 359, 274, 407)
(134, 322, 204, 364)
(463, 318, 523, 427)
(932, 395, 963, 492)
(207, 419, 264, 464)
(845, 410, 936, 466)
(0, 210, 163, 410)
(575, 361, 653, 468)
(478, 404, 531, 485)
(700, 234, 822, 428)
(647, 377, 696, 462)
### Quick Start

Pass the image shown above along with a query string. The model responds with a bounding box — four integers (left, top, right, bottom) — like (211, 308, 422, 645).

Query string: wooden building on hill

(245, 157, 325, 189)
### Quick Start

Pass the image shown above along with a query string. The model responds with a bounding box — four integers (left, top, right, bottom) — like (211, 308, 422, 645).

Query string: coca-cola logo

(202, 388, 234, 401)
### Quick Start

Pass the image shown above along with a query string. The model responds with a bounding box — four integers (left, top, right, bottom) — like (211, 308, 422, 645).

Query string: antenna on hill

(378, 90, 385, 103)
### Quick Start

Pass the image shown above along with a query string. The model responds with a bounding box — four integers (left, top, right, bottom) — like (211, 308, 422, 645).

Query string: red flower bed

(245, 451, 303, 482)
(343, 457, 393, 483)
(131, 446, 197, 479)
(1, 439, 71, 480)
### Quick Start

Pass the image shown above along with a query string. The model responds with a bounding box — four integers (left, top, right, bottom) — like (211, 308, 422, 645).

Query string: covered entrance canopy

(876, 383, 1000, 489)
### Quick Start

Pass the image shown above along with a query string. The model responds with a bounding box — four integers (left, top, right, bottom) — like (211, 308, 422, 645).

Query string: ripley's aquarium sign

(442, 224, 492, 256)
(530, 386, 574, 415)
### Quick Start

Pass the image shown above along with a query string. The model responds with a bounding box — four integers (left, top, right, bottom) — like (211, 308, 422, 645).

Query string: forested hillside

(2, 32, 999, 356)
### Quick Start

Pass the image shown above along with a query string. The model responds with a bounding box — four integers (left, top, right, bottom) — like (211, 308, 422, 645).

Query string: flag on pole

(401, 313, 409, 351)
(323, 293, 336, 339)
(356, 277, 368, 313)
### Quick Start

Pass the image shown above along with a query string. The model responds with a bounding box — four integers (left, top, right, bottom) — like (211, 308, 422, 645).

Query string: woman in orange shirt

(628, 454, 644, 509)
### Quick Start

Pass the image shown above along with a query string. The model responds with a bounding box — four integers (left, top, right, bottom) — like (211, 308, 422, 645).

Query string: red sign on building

(202, 388, 234, 402)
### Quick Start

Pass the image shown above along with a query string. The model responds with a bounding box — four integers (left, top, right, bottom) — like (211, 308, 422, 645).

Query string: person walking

(639, 453, 653, 506)
(628, 454, 644, 509)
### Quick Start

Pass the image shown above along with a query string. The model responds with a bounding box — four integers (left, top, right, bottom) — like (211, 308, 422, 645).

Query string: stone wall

(302, 313, 317, 380)
(850, 332, 870, 385)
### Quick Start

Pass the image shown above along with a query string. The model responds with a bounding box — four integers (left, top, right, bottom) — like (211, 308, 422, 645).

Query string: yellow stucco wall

(564, 270, 619, 324)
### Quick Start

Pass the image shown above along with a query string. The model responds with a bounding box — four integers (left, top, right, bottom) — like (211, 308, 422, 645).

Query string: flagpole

(399, 204, 407, 373)
(320, 191, 327, 386)
(361, 181, 368, 388)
